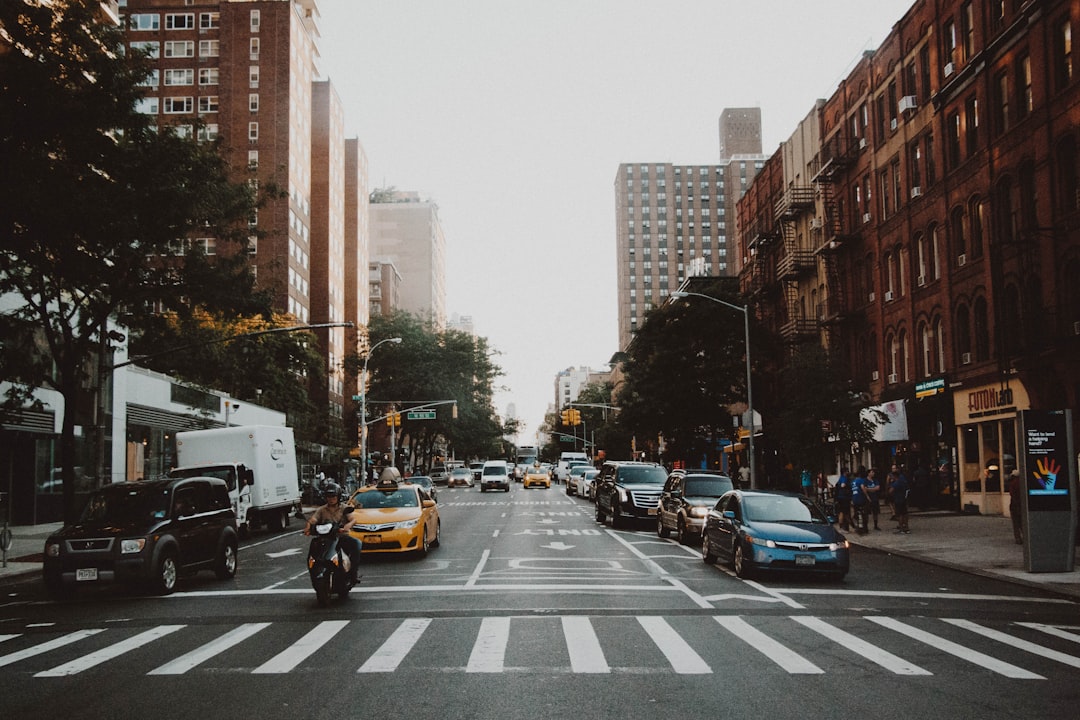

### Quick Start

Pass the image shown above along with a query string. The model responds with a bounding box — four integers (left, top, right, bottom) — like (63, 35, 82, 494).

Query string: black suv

(656, 470, 734, 545)
(43, 477, 239, 598)
(594, 461, 668, 528)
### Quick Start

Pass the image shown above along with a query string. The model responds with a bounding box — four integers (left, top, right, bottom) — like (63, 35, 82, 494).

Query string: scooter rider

(303, 482, 361, 583)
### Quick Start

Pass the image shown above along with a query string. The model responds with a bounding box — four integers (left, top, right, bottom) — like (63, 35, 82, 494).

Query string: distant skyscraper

(613, 109, 766, 351)
(369, 191, 447, 329)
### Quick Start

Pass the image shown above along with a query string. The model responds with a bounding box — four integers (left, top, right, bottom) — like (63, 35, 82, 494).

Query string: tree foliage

(347, 312, 514, 469)
(0, 1, 265, 520)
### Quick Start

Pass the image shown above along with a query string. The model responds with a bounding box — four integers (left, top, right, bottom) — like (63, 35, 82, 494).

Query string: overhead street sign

(407, 410, 437, 420)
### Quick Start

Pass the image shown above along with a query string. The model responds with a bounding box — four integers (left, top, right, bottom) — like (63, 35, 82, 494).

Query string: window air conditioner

(917, 274, 926, 287)
(910, 186, 922, 198)
(868, 291, 875, 302)
(872, 370, 880, 381)
(957, 253, 967, 267)
(898, 95, 918, 113)
(890, 118, 898, 131)
(961, 352, 972, 365)
(944, 62, 955, 77)
(863, 212, 872, 224)
(809, 218, 823, 229)
(858, 137, 867, 149)
(884, 290, 894, 301)
(887, 373, 898, 384)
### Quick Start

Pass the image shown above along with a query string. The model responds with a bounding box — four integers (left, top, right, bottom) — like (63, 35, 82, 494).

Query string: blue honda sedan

(701, 490, 850, 580)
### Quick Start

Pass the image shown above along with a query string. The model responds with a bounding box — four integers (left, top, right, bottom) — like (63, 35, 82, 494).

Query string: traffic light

(386, 412, 401, 427)
(560, 409, 570, 425)
(569, 409, 582, 426)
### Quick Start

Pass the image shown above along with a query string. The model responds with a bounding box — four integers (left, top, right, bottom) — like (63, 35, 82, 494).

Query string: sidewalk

(2, 513, 1079, 600)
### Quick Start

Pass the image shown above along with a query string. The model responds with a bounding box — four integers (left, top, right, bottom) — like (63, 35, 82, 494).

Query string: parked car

(657, 470, 735, 545)
(43, 476, 239, 598)
(581, 468, 600, 501)
(701, 489, 850, 580)
(447, 467, 474, 488)
(480, 460, 511, 492)
(593, 461, 668, 528)
(564, 463, 592, 497)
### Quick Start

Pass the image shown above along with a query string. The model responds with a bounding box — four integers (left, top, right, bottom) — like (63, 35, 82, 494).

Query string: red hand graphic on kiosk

(1032, 457, 1061, 491)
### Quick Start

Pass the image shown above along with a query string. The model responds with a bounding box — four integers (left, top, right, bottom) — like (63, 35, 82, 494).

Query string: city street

(2, 486, 1079, 719)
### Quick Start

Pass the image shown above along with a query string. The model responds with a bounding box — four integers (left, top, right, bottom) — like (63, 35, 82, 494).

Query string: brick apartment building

(737, 0, 1080, 515)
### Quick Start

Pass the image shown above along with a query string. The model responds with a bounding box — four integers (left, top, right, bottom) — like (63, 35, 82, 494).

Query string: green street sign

(407, 410, 437, 420)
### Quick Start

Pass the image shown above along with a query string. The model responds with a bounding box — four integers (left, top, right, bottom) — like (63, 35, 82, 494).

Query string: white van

(556, 451, 590, 482)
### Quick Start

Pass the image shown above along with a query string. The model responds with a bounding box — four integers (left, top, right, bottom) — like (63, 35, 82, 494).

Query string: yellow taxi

(523, 465, 552, 489)
(347, 473, 440, 557)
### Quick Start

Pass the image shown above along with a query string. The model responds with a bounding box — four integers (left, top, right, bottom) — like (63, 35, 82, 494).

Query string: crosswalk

(2, 614, 1079, 679)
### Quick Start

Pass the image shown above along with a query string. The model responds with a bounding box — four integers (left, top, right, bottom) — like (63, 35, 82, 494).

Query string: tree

(0, 2, 264, 521)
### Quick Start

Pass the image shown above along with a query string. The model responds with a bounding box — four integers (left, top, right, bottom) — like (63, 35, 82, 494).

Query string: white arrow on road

(541, 542, 575, 551)
(537, 519, 559, 524)
(266, 548, 303, 559)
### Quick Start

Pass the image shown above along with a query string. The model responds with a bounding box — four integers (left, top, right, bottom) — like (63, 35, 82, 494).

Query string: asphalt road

(2, 484, 1079, 719)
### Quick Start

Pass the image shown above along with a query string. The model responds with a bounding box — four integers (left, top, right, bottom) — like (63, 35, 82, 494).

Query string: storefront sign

(954, 381, 1029, 424)
(915, 377, 945, 399)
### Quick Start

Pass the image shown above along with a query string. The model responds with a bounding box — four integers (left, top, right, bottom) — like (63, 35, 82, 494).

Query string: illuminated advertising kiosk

(1017, 410, 1076, 573)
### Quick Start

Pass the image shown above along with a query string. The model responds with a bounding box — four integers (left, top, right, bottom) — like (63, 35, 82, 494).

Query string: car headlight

(121, 538, 147, 554)
(395, 518, 420, 529)
(830, 540, 850, 551)
(617, 488, 628, 502)
(689, 507, 709, 518)
(45, 542, 60, 558)
(746, 535, 777, 548)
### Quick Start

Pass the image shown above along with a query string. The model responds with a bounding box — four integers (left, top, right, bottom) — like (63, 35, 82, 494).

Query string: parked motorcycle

(306, 520, 355, 607)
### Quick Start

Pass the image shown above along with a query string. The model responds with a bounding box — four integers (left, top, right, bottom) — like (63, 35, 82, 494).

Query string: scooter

(307, 521, 355, 607)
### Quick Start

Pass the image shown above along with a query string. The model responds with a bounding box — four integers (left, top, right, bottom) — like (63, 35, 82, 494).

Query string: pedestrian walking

(890, 467, 911, 533)
(800, 468, 813, 497)
(1008, 469, 1024, 544)
(834, 467, 853, 531)
(851, 467, 868, 534)
(864, 467, 882, 530)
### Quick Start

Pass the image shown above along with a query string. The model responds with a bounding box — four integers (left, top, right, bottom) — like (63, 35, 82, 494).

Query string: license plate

(795, 554, 816, 567)
(362, 534, 382, 544)
(647, 507, 658, 515)
(76, 568, 98, 582)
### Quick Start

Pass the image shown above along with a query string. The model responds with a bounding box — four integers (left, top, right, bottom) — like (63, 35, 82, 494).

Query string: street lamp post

(360, 337, 402, 482)
(671, 291, 756, 489)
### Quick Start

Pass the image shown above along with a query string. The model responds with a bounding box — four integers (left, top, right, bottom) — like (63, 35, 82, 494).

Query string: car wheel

(431, 519, 441, 548)
(702, 534, 717, 564)
(566, 484, 574, 496)
(416, 528, 430, 558)
(610, 503, 625, 529)
(315, 575, 331, 607)
(657, 515, 670, 538)
(734, 543, 754, 579)
(214, 537, 238, 579)
(152, 551, 178, 595)
(677, 518, 691, 545)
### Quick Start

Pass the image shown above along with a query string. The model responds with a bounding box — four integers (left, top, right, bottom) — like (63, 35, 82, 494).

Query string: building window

(248, 122, 258, 141)
(994, 71, 1010, 135)
(198, 68, 219, 85)
(1054, 17, 1073, 91)
(199, 12, 220, 30)
(250, 10, 260, 32)
(1055, 135, 1079, 212)
(199, 39, 219, 58)
(908, 140, 922, 190)
(198, 96, 218, 113)
(961, 2, 975, 62)
(951, 206, 966, 258)
(250, 38, 260, 60)
(919, 321, 933, 377)
(165, 13, 194, 30)
(197, 124, 218, 142)
(248, 150, 259, 169)
(943, 18, 957, 69)
(965, 95, 978, 155)
(956, 304, 971, 363)
(134, 97, 159, 115)
(969, 197, 985, 259)
(129, 40, 160, 59)
(930, 224, 941, 280)
(164, 40, 194, 58)
(249, 66, 259, 89)
(974, 297, 991, 361)
(164, 68, 193, 86)
(163, 96, 193, 114)
(138, 69, 159, 87)
(249, 93, 259, 112)
(129, 13, 159, 31)
(947, 111, 962, 168)
(1018, 54, 1032, 119)
(925, 133, 936, 186)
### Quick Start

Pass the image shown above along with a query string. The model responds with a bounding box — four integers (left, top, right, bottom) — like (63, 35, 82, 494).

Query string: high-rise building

(369, 191, 447, 329)
(613, 109, 766, 350)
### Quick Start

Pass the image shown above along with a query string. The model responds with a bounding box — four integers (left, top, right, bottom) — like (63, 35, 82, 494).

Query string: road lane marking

(251, 620, 349, 674)
(1017, 622, 1080, 643)
(944, 618, 1080, 669)
(465, 549, 490, 587)
(791, 615, 931, 675)
(0, 629, 105, 669)
(148, 622, 271, 675)
(866, 616, 1044, 679)
(35, 625, 184, 677)
(561, 616, 609, 673)
(0, 634, 19, 643)
(714, 615, 823, 674)
(358, 618, 432, 673)
(638, 616, 711, 674)
(467, 617, 510, 672)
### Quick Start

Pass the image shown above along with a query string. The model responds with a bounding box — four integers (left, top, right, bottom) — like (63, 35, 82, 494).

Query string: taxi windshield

(354, 488, 419, 509)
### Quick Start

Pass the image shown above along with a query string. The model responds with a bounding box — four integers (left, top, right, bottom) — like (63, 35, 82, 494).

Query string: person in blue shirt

(800, 468, 813, 497)
(850, 467, 868, 534)
(833, 467, 853, 531)
(889, 464, 911, 533)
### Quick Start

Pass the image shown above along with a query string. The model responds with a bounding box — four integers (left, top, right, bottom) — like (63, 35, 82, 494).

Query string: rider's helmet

(322, 482, 341, 498)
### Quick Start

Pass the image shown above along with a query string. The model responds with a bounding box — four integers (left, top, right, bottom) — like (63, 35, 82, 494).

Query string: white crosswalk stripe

(1, 615, 1075, 679)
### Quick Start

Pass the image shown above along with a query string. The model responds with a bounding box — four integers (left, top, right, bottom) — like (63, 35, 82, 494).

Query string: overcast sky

(315, 0, 916, 444)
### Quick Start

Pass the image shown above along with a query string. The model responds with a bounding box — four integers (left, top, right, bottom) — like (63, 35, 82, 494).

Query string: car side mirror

(422, 499, 436, 509)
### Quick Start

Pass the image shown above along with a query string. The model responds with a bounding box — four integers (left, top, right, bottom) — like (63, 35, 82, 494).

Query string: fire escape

(811, 131, 861, 353)
(774, 185, 817, 342)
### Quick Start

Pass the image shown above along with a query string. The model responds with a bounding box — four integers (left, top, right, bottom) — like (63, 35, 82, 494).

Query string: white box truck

(170, 425, 301, 535)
